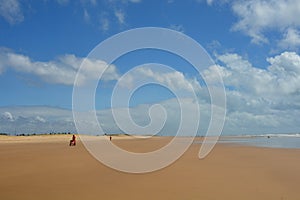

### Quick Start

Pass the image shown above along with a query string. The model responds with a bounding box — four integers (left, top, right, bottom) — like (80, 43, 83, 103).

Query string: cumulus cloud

(231, 0, 300, 45)
(215, 53, 275, 95)
(268, 52, 300, 76)
(0, 48, 119, 86)
(202, 51, 300, 133)
(2, 49, 300, 136)
(118, 66, 201, 95)
(0, 0, 23, 24)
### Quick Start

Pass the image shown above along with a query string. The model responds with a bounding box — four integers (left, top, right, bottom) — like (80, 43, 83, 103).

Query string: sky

(1, 0, 300, 135)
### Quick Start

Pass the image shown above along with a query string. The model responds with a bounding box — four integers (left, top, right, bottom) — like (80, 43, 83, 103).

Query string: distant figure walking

(69, 134, 76, 146)
(110, 136, 112, 141)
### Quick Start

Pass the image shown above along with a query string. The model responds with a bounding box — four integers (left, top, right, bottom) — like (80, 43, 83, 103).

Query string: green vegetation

(15, 132, 73, 136)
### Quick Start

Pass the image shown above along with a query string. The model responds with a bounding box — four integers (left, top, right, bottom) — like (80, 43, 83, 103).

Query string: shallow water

(195, 135, 300, 149)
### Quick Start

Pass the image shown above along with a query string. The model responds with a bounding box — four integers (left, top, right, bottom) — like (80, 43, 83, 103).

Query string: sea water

(195, 134, 300, 149)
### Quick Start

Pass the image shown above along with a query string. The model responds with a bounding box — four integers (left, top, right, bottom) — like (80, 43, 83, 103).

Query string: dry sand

(0, 135, 300, 200)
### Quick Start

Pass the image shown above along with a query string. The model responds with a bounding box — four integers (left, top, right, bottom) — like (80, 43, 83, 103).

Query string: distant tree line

(13, 132, 73, 136)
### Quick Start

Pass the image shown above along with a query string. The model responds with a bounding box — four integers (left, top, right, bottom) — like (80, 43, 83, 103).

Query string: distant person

(69, 134, 76, 146)
(110, 136, 112, 141)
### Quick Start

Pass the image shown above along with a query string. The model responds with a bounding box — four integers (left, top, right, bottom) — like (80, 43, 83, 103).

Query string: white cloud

(201, 51, 300, 134)
(267, 52, 300, 94)
(213, 52, 300, 97)
(0, 48, 119, 86)
(231, 0, 300, 45)
(36, 116, 46, 123)
(169, 24, 185, 33)
(83, 9, 90, 22)
(98, 0, 141, 30)
(100, 17, 110, 32)
(268, 52, 300, 75)
(0, 0, 23, 24)
(200, 0, 229, 6)
(0, 106, 76, 134)
(128, 0, 141, 3)
(2, 111, 14, 122)
(206, 0, 214, 5)
(207, 51, 300, 110)
(1, 91, 300, 136)
(278, 28, 300, 50)
(114, 9, 125, 25)
(2, 49, 300, 136)
(119, 66, 201, 95)
(0, 99, 200, 136)
(212, 53, 275, 96)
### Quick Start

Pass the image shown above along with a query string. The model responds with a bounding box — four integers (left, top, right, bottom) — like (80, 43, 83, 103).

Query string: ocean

(196, 134, 300, 149)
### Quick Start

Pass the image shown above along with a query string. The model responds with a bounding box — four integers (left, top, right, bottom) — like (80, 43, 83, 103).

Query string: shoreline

(1, 134, 300, 149)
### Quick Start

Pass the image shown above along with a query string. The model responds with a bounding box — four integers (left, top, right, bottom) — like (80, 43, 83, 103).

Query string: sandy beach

(0, 135, 300, 200)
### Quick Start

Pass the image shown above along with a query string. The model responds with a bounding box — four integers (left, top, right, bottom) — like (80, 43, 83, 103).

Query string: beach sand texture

(0, 135, 300, 200)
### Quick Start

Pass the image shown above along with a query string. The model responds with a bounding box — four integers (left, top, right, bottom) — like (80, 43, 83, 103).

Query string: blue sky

(1, 0, 300, 135)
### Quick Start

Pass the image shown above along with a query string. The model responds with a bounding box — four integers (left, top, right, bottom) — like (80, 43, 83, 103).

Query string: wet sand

(0, 135, 300, 200)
